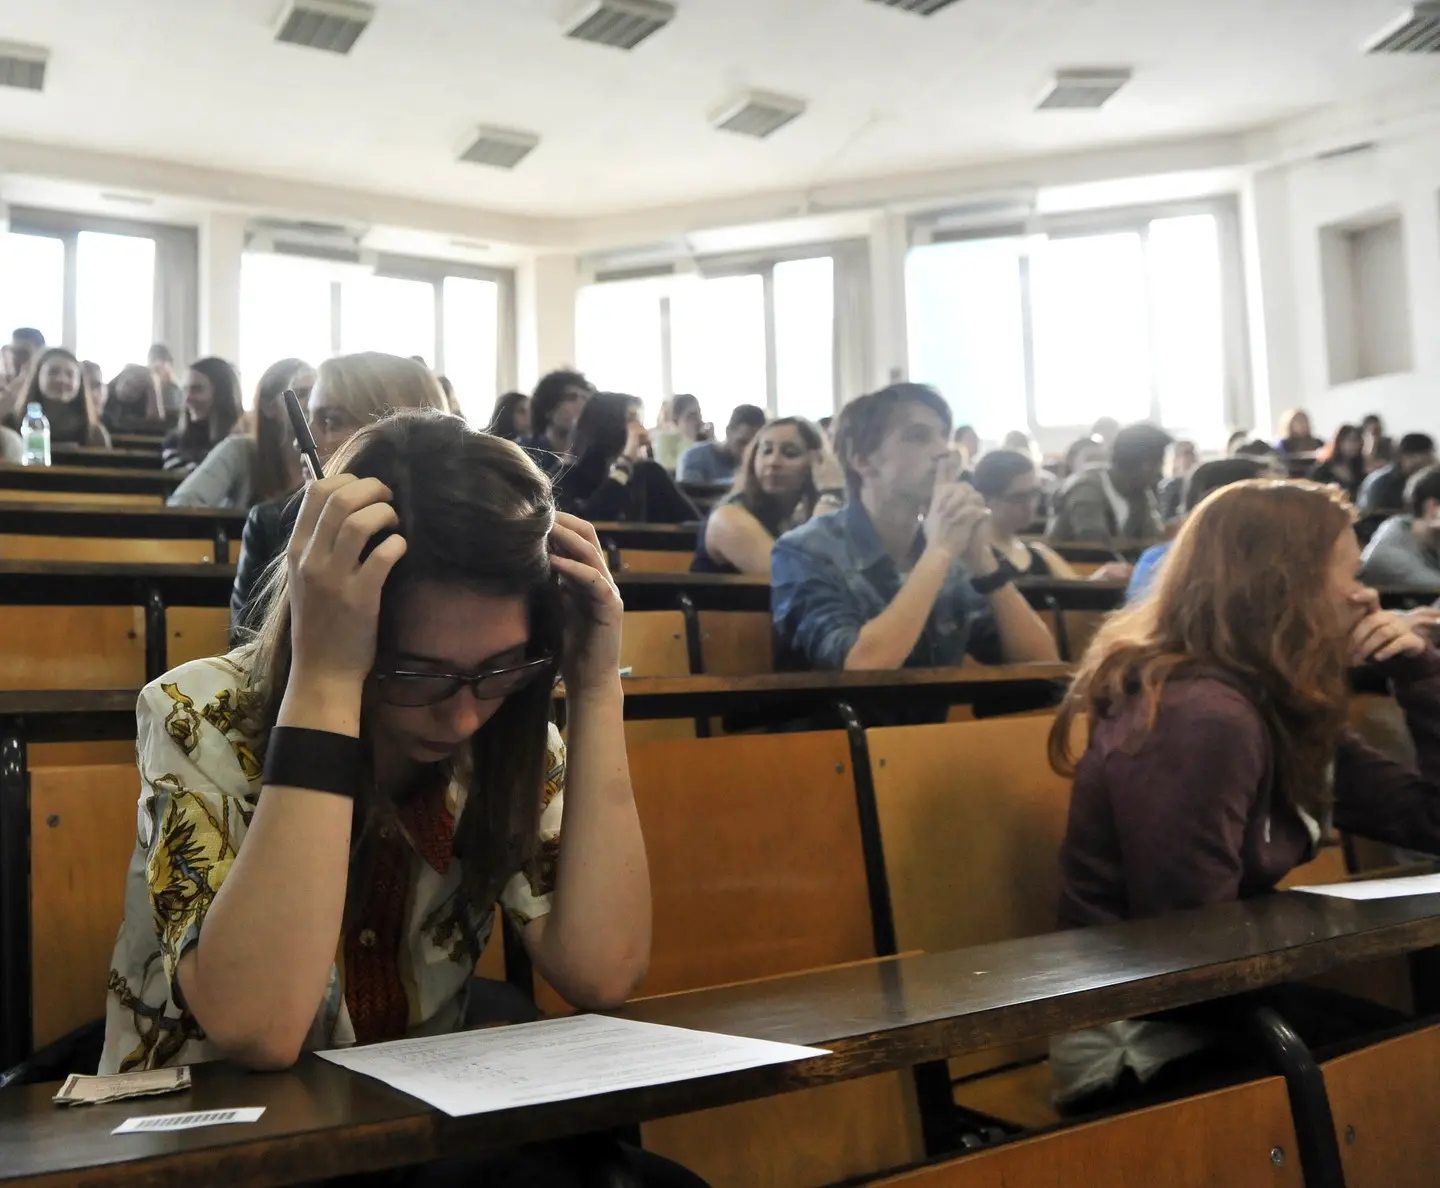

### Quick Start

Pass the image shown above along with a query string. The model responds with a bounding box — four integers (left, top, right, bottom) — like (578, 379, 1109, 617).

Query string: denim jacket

(771, 500, 1002, 670)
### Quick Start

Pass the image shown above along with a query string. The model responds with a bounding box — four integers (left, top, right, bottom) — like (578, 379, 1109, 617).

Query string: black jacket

(230, 492, 301, 645)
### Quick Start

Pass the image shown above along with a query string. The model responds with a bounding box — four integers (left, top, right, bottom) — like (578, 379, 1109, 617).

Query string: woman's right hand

(286, 475, 407, 692)
(622, 421, 650, 463)
(811, 445, 845, 493)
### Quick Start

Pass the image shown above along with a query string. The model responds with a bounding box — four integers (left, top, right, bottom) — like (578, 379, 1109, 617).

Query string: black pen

(283, 389, 324, 481)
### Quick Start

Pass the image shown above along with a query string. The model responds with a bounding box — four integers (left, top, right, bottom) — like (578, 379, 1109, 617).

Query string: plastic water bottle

(21, 402, 50, 467)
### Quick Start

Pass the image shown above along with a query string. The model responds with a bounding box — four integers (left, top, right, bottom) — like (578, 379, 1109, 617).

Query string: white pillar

(867, 211, 910, 392)
(515, 253, 579, 393)
(198, 213, 245, 363)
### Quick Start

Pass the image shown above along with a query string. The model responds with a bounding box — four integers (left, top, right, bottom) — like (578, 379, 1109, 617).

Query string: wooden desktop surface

(4, 892, 1439, 1187)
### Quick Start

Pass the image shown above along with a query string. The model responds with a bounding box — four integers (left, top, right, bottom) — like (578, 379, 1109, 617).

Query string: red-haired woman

(1049, 479, 1440, 1110)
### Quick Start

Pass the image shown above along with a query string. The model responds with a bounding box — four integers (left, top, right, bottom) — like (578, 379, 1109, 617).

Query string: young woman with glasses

(103, 411, 701, 1185)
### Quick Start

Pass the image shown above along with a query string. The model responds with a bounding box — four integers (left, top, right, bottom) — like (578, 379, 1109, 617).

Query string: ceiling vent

(1036, 68, 1132, 110)
(564, 0, 675, 49)
(710, 90, 807, 139)
(458, 126, 541, 170)
(0, 41, 47, 92)
(1364, 2, 1440, 52)
(865, 0, 965, 15)
(274, 0, 374, 54)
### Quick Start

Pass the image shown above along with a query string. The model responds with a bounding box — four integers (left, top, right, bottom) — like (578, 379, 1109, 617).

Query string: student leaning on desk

(100, 410, 707, 1187)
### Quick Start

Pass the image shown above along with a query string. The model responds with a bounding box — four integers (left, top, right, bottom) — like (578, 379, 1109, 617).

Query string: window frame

(910, 196, 1250, 442)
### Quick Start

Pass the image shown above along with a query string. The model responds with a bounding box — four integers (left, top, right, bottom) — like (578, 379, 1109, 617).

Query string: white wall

(1248, 121, 1440, 440)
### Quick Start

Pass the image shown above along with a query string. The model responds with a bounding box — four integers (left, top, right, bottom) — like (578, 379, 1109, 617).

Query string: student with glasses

(102, 410, 702, 1186)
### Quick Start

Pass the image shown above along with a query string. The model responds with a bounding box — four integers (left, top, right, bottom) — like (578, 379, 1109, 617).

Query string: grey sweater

(1360, 515, 1440, 587)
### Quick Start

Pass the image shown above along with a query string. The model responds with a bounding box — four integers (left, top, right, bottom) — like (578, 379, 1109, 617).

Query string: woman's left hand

(1349, 588, 1428, 666)
(550, 513, 624, 693)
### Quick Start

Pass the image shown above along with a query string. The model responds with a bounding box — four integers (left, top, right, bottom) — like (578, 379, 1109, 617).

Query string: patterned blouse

(99, 653, 565, 1075)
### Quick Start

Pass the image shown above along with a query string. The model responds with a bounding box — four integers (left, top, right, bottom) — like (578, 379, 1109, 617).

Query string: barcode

(112, 1107, 265, 1134)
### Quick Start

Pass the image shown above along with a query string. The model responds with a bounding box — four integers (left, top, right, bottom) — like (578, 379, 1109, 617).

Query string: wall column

(198, 213, 245, 363)
(515, 252, 579, 393)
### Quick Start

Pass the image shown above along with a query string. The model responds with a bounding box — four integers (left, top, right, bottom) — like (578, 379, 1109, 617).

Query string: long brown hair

(243, 410, 563, 933)
(251, 357, 307, 503)
(22, 347, 103, 432)
(1049, 480, 1356, 816)
(730, 416, 824, 537)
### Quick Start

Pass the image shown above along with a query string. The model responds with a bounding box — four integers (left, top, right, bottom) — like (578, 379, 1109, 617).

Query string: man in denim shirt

(772, 384, 1058, 671)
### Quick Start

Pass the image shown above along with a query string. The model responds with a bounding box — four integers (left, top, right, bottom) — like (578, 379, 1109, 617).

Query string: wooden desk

(50, 447, 165, 472)
(3, 893, 1439, 1187)
(108, 433, 166, 452)
(0, 464, 181, 499)
(615, 571, 770, 613)
(0, 501, 245, 559)
(592, 522, 701, 552)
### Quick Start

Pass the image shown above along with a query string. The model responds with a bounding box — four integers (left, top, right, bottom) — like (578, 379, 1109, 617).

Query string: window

(575, 254, 839, 431)
(906, 238, 1026, 439)
(905, 206, 1238, 444)
(74, 232, 158, 380)
(773, 257, 835, 422)
(238, 255, 509, 417)
(0, 233, 64, 350)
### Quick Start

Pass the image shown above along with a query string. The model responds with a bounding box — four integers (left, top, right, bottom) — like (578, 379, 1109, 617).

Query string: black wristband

(262, 727, 363, 799)
(970, 568, 1013, 596)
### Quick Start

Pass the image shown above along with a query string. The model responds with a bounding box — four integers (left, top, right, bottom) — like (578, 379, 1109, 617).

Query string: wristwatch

(970, 568, 1013, 595)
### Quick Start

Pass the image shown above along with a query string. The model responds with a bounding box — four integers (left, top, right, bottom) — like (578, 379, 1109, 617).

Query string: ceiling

(0, 0, 1432, 220)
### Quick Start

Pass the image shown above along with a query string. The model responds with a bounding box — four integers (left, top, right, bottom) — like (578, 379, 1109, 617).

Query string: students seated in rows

(1358, 432, 1437, 514)
(771, 383, 1058, 670)
(4, 346, 111, 447)
(100, 364, 168, 436)
(167, 358, 315, 510)
(553, 392, 699, 524)
(1156, 439, 1197, 522)
(1360, 465, 1440, 587)
(0, 326, 45, 407)
(650, 393, 706, 474)
(517, 368, 592, 477)
(1309, 422, 1365, 502)
(487, 389, 530, 440)
(149, 342, 184, 425)
(691, 416, 843, 575)
(1126, 457, 1270, 600)
(677, 403, 766, 486)
(1046, 422, 1170, 545)
(103, 412, 704, 1186)
(161, 357, 241, 472)
(1049, 479, 1440, 1110)
(1275, 407, 1323, 456)
(973, 450, 1131, 582)
(229, 353, 447, 640)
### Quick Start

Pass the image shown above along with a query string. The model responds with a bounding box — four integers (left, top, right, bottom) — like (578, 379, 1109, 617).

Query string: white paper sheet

(112, 1107, 265, 1134)
(1293, 872, 1440, 901)
(316, 1014, 829, 1118)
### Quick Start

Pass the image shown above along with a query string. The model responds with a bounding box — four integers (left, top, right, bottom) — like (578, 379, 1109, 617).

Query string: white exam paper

(1293, 872, 1440, 901)
(316, 1013, 829, 1118)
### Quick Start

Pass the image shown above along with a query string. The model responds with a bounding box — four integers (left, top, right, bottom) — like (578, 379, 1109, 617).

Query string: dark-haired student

(488, 390, 530, 440)
(553, 392, 699, 524)
(101, 364, 167, 436)
(161, 357, 242, 471)
(1360, 465, 1440, 587)
(1358, 433, 1438, 514)
(1046, 422, 1171, 545)
(1048, 479, 1440, 1111)
(517, 369, 593, 477)
(771, 383, 1058, 672)
(103, 411, 706, 1187)
(149, 342, 183, 426)
(692, 417, 843, 575)
(1309, 422, 1365, 502)
(973, 450, 1131, 582)
(678, 403, 766, 486)
(1125, 457, 1269, 601)
(1, 346, 112, 447)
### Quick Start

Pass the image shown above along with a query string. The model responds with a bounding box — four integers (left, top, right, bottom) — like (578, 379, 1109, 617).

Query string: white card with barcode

(112, 1107, 265, 1134)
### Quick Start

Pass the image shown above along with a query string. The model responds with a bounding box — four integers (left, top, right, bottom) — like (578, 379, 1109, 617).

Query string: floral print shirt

(99, 653, 564, 1074)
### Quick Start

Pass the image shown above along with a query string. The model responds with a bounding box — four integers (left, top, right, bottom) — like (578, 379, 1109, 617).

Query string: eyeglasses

(373, 656, 556, 707)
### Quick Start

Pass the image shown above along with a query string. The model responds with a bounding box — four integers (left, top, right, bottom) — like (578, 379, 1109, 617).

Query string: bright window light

(575, 281, 665, 417)
(339, 274, 436, 363)
(773, 257, 835, 423)
(239, 254, 334, 406)
(75, 231, 157, 381)
(906, 238, 1027, 440)
(1149, 214, 1224, 436)
(441, 275, 500, 423)
(0, 233, 64, 358)
(1031, 232, 1150, 428)
(669, 274, 767, 431)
